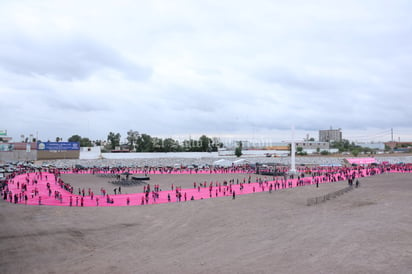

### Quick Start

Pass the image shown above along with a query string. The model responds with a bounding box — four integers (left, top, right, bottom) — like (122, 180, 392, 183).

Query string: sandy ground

(0, 172, 411, 274)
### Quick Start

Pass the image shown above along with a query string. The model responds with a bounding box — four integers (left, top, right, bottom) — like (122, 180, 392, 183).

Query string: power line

(344, 129, 392, 142)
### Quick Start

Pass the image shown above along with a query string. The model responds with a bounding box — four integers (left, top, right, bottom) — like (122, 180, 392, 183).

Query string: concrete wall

(218, 149, 290, 157)
(101, 152, 219, 159)
(37, 150, 80, 160)
(0, 151, 37, 162)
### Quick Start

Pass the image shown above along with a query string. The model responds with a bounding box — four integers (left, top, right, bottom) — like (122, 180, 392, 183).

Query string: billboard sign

(0, 144, 14, 151)
(0, 130, 7, 136)
(37, 142, 80, 151)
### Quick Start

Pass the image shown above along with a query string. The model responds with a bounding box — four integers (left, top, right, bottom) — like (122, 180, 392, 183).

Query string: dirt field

(0, 172, 411, 274)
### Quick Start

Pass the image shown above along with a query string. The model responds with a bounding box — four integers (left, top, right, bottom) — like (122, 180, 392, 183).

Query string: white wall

(80, 147, 102, 159)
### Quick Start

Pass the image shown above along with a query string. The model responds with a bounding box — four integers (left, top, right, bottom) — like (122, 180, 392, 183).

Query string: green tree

(68, 135, 82, 143)
(107, 132, 121, 149)
(199, 135, 212, 152)
(332, 139, 364, 153)
(235, 141, 243, 157)
(297, 147, 307, 155)
(80, 137, 92, 147)
(211, 137, 222, 151)
(135, 133, 153, 152)
(163, 138, 179, 152)
(126, 130, 139, 151)
(68, 135, 92, 147)
(320, 150, 330, 155)
(152, 137, 163, 152)
(182, 138, 202, 152)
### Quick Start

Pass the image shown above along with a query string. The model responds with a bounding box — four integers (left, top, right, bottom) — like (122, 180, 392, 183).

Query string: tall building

(319, 128, 342, 143)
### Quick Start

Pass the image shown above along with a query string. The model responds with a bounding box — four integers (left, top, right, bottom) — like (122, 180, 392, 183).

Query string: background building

(319, 128, 342, 143)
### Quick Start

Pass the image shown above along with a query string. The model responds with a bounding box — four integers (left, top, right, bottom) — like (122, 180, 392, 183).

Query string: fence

(307, 185, 354, 206)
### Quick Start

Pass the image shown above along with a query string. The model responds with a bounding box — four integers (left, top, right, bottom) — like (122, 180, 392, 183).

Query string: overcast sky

(1, 0, 411, 143)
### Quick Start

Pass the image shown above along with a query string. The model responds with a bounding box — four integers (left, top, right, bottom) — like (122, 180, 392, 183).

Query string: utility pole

(391, 128, 393, 142)
(290, 126, 296, 174)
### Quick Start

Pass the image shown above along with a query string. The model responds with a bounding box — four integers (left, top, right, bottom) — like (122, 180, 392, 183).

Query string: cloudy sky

(1, 0, 411, 143)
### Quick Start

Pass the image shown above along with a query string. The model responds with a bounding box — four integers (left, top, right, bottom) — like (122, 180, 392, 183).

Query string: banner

(37, 142, 80, 151)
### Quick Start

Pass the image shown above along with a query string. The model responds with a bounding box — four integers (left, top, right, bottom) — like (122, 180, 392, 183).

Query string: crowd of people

(58, 165, 256, 175)
(1, 163, 411, 207)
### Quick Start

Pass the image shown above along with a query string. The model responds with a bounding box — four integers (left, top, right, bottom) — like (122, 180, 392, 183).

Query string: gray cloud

(1, 0, 412, 142)
(0, 33, 152, 81)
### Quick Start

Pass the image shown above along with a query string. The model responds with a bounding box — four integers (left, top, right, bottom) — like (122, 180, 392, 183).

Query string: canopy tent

(319, 164, 342, 167)
(233, 159, 250, 166)
(344, 157, 377, 165)
(213, 159, 233, 167)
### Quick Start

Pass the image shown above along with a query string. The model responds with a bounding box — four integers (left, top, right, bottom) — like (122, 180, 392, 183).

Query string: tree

(296, 147, 307, 156)
(163, 138, 179, 152)
(135, 133, 153, 152)
(68, 135, 82, 143)
(152, 137, 163, 152)
(199, 135, 212, 152)
(309, 137, 315, 141)
(68, 135, 92, 147)
(182, 139, 193, 151)
(182, 138, 202, 152)
(126, 130, 139, 151)
(80, 137, 92, 147)
(211, 137, 223, 151)
(331, 139, 364, 154)
(107, 132, 121, 149)
(235, 141, 243, 157)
